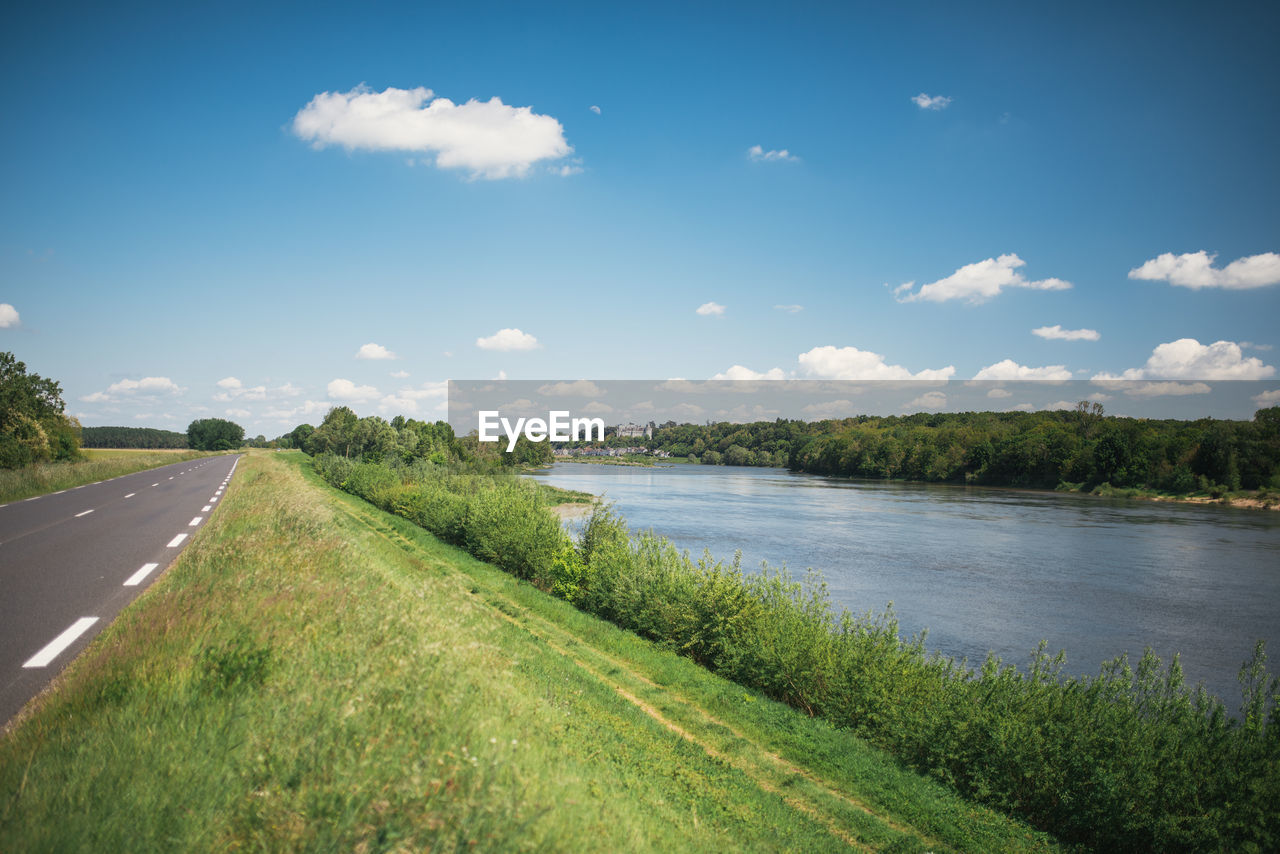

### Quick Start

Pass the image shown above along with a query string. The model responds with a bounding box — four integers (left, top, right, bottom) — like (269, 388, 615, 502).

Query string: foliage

(624, 405, 1280, 496)
(80, 425, 188, 449)
(0, 351, 81, 468)
(187, 417, 245, 451)
(318, 451, 1280, 852)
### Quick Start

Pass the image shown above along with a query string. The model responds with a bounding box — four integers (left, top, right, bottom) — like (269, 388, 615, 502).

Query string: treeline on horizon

(80, 425, 188, 449)
(616, 403, 1280, 494)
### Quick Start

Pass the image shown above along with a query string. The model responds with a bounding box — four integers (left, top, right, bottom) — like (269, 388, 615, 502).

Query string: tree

(1, 352, 81, 467)
(187, 417, 245, 451)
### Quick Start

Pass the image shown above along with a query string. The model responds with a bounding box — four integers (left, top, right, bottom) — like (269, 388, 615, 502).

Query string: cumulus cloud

(80, 391, 110, 403)
(1093, 338, 1275, 381)
(0, 303, 19, 327)
(747, 145, 798, 162)
(987, 388, 1013, 398)
(1123, 382, 1212, 397)
(710, 365, 787, 381)
(327, 378, 381, 402)
(108, 377, 183, 395)
(216, 376, 242, 389)
(973, 360, 1073, 381)
(537, 380, 605, 396)
(356, 342, 398, 360)
(898, 254, 1071, 304)
(1128, 251, 1280, 290)
(906, 391, 947, 410)
(912, 93, 953, 110)
(225, 408, 251, 418)
(589, 105, 601, 115)
(801, 399, 859, 419)
(378, 381, 448, 416)
(292, 85, 573, 180)
(696, 301, 726, 316)
(797, 345, 955, 380)
(774, 304, 804, 313)
(476, 328, 539, 351)
(1253, 389, 1280, 407)
(1033, 324, 1100, 341)
(581, 401, 614, 414)
(390, 370, 410, 379)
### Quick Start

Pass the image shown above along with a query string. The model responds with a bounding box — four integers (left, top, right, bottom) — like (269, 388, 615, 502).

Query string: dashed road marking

(166, 533, 187, 547)
(123, 563, 160, 587)
(74, 509, 94, 518)
(124, 493, 136, 498)
(202, 505, 212, 512)
(188, 516, 203, 526)
(23, 618, 99, 668)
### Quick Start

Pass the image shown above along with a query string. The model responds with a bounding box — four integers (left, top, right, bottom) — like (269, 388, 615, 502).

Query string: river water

(530, 462, 1280, 706)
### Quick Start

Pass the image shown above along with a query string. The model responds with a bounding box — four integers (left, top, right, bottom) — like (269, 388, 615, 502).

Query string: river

(529, 462, 1280, 706)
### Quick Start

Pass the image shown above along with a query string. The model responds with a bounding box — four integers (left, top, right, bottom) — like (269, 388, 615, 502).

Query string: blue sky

(3, 1, 1278, 436)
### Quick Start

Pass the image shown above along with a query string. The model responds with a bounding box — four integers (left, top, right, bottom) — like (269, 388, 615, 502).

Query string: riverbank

(0, 450, 1053, 852)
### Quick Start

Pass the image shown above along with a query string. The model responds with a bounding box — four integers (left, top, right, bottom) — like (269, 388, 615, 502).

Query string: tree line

(629, 403, 1280, 494)
(81, 426, 189, 449)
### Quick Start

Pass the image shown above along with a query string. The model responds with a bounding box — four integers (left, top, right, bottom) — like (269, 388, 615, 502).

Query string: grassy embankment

(0, 450, 1053, 852)
(0, 447, 217, 504)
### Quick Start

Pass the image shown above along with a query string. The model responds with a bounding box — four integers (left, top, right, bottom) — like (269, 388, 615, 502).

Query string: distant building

(615, 421, 655, 439)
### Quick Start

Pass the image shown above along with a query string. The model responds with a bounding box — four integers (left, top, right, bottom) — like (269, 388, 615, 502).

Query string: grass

(0, 448, 219, 504)
(0, 450, 1055, 852)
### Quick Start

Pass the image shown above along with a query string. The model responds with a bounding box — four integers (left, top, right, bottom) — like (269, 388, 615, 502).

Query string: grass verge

(0, 451, 1056, 852)
(0, 448, 217, 504)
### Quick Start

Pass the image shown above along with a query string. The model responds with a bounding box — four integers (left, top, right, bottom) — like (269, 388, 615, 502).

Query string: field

(0, 448, 217, 504)
(0, 450, 1054, 852)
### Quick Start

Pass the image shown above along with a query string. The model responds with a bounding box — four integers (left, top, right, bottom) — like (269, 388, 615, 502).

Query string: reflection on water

(531, 462, 1280, 706)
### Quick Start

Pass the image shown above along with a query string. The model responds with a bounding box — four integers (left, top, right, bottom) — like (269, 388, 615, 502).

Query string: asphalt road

(0, 454, 240, 725)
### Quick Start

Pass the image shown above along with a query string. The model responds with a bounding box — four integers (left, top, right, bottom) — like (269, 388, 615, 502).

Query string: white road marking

(124, 493, 136, 498)
(152, 483, 159, 487)
(168, 477, 174, 480)
(202, 505, 212, 512)
(25, 496, 40, 501)
(53, 490, 67, 495)
(124, 563, 160, 587)
(209, 497, 218, 502)
(166, 533, 187, 547)
(74, 509, 94, 518)
(23, 618, 99, 668)
(189, 516, 203, 526)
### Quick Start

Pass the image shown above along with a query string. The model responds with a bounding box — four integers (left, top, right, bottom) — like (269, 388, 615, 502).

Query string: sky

(2, 0, 1278, 437)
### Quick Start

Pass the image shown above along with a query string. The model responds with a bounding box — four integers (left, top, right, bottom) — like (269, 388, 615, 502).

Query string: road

(0, 454, 240, 725)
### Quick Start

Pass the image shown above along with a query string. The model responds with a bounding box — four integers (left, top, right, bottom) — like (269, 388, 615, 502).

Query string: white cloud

(589, 105, 601, 115)
(581, 401, 614, 414)
(216, 376, 242, 389)
(797, 345, 955, 380)
(390, 370, 410, 379)
(710, 365, 787, 381)
(696, 301, 726, 316)
(906, 391, 947, 410)
(226, 408, 251, 418)
(292, 85, 573, 180)
(476, 328, 539, 351)
(1033, 324, 1100, 341)
(1253, 389, 1280, 407)
(774, 304, 804, 313)
(801, 400, 859, 419)
(356, 342, 398, 360)
(1123, 382, 1212, 397)
(1093, 338, 1275, 381)
(107, 377, 183, 395)
(1128, 251, 1280, 290)
(80, 391, 110, 403)
(1009, 403, 1036, 412)
(747, 145, 798, 163)
(0, 303, 19, 327)
(987, 388, 1013, 398)
(898, 254, 1071, 304)
(973, 360, 1073, 381)
(911, 93, 953, 110)
(1240, 341, 1273, 352)
(537, 380, 606, 396)
(378, 382, 447, 416)
(275, 382, 303, 397)
(327, 378, 381, 402)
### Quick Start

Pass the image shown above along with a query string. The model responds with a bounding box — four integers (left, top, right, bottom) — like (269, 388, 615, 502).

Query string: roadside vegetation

(0, 352, 80, 469)
(0, 448, 215, 504)
(80, 425, 189, 448)
(316, 450, 1280, 853)
(0, 451, 1053, 852)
